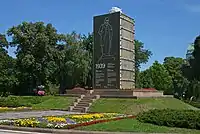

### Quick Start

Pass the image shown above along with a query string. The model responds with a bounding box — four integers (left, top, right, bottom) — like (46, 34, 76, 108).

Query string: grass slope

(89, 98, 198, 115)
(32, 96, 75, 110)
(0, 96, 75, 110)
(77, 118, 200, 134)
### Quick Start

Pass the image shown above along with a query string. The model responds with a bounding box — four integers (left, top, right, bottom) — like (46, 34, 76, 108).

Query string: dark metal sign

(93, 12, 120, 89)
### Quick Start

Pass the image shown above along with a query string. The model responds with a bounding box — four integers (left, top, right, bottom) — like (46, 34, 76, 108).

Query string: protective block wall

(119, 13, 135, 89)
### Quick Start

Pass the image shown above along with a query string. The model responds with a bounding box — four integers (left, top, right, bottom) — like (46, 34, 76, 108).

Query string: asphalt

(0, 110, 81, 119)
(0, 129, 49, 134)
(0, 129, 176, 134)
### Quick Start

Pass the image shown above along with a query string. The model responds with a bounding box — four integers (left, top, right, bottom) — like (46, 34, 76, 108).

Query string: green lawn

(89, 98, 198, 115)
(77, 118, 200, 134)
(0, 96, 75, 111)
(32, 96, 75, 110)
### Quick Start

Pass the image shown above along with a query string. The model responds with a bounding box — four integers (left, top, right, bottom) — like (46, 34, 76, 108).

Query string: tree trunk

(59, 75, 65, 94)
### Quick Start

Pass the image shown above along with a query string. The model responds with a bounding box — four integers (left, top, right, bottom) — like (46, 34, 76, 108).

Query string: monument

(93, 7, 135, 90)
(67, 7, 164, 98)
(186, 43, 194, 60)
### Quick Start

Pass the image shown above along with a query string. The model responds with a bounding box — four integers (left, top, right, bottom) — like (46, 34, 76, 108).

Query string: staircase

(68, 94, 100, 113)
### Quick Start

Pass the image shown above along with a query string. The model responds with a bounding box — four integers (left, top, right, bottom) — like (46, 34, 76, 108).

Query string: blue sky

(1, 0, 200, 70)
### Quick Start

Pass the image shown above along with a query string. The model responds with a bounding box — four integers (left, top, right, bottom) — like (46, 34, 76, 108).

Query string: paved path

(0, 129, 49, 134)
(0, 110, 81, 119)
(0, 129, 176, 134)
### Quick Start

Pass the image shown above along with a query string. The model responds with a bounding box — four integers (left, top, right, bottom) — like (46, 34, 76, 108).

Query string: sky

(1, 0, 200, 70)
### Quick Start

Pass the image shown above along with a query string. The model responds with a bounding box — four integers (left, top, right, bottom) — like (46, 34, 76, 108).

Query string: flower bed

(0, 113, 135, 129)
(0, 107, 32, 112)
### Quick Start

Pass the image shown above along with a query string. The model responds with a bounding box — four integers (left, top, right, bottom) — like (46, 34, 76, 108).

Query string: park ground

(0, 96, 200, 133)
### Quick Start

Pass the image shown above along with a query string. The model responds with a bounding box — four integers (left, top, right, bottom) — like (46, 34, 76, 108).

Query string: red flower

(67, 115, 136, 129)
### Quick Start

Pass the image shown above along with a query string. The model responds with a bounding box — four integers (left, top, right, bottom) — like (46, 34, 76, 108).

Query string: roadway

(0, 129, 50, 134)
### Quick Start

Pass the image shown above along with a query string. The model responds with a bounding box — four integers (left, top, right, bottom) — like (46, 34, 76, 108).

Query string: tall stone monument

(93, 8, 135, 90)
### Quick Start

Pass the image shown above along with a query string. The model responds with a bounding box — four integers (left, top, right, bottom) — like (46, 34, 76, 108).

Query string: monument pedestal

(92, 89, 164, 98)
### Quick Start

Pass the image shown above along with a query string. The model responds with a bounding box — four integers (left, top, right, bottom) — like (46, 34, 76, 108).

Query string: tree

(0, 34, 18, 96)
(190, 35, 200, 80)
(1, 21, 152, 95)
(135, 40, 152, 69)
(7, 22, 65, 94)
(52, 32, 91, 93)
(163, 57, 189, 96)
(82, 33, 93, 87)
(149, 61, 173, 94)
(185, 79, 200, 100)
(182, 35, 200, 99)
(139, 69, 154, 88)
(135, 40, 152, 88)
(138, 61, 173, 94)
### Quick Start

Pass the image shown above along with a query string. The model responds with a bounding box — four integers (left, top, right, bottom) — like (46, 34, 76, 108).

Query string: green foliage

(149, 61, 173, 93)
(0, 35, 18, 96)
(163, 57, 189, 96)
(138, 69, 154, 88)
(0, 96, 45, 107)
(190, 35, 200, 80)
(185, 80, 200, 99)
(82, 33, 93, 87)
(0, 21, 153, 95)
(6, 22, 66, 94)
(139, 61, 173, 94)
(51, 32, 91, 93)
(1, 22, 93, 95)
(0, 34, 8, 48)
(137, 109, 200, 130)
(0, 55, 18, 96)
(181, 35, 200, 99)
(135, 40, 152, 69)
(135, 40, 152, 88)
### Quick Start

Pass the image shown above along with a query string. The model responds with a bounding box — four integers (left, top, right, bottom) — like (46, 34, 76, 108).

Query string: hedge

(0, 96, 46, 107)
(137, 109, 200, 130)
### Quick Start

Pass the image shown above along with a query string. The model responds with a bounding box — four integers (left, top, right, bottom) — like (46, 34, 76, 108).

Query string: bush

(0, 96, 46, 107)
(137, 109, 200, 130)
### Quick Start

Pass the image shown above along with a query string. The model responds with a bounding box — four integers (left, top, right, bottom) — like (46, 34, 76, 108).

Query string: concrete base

(93, 89, 164, 98)
(66, 90, 92, 95)
(133, 90, 164, 98)
(63, 89, 165, 98)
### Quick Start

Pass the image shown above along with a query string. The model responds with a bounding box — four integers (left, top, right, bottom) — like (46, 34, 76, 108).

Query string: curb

(0, 125, 176, 134)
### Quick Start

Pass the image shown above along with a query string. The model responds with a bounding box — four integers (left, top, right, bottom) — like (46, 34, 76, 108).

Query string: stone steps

(76, 102, 91, 107)
(68, 95, 100, 113)
(79, 99, 93, 103)
(71, 107, 84, 112)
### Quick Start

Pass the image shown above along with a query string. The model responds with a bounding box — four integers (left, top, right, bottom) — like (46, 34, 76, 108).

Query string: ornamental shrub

(0, 96, 45, 107)
(137, 109, 200, 130)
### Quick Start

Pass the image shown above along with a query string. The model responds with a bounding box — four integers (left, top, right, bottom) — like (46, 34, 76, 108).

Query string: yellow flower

(14, 118, 39, 127)
(0, 107, 31, 111)
(71, 113, 104, 119)
(0, 107, 9, 110)
(45, 117, 66, 122)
